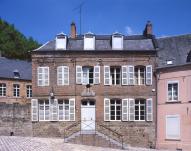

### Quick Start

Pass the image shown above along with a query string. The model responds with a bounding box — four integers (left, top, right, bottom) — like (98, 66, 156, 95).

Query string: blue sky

(0, 0, 191, 43)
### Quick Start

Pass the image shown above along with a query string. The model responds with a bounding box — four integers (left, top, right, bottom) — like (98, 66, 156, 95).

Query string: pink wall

(157, 69, 191, 151)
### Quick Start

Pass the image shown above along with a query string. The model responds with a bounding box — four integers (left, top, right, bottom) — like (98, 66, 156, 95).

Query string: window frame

(57, 66, 69, 86)
(82, 66, 94, 85)
(39, 100, 50, 121)
(134, 99, 146, 121)
(0, 83, 6, 97)
(110, 66, 121, 85)
(134, 66, 146, 85)
(13, 84, 20, 97)
(167, 81, 179, 102)
(110, 99, 121, 121)
(37, 66, 49, 86)
(26, 85, 32, 98)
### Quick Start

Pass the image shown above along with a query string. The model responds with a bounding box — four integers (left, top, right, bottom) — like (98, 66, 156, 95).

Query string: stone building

(156, 35, 191, 151)
(0, 57, 32, 104)
(31, 21, 158, 148)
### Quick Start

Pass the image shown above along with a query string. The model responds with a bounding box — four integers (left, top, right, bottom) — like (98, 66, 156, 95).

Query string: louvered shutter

(128, 66, 134, 85)
(94, 66, 100, 84)
(51, 99, 58, 121)
(57, 66, 63, 85)
(122, 66, 128, 85)
(69, 98, 75, 121)
(146, 65, 152, 85)
(129, 98, 135, 121)
(64, 66, 69, 85)
(76, 66, 82, 84)
(104, 98, 110, 121)
(31, 99, 38, 121)
(37, 67, 43, 86)
(104, 66, 110, 85)
(146, 98, 153, 121)
(44, 67, 49, 86)
(122, 99, 129, 121)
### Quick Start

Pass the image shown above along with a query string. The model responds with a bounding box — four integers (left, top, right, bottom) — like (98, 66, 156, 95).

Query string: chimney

(70, 22, 77, 38)
(143, 21, 153, 36)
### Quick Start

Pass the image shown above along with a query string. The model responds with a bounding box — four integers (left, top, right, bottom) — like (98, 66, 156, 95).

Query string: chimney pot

(143, 20, 153, 36)
(70, 22, 77, 38)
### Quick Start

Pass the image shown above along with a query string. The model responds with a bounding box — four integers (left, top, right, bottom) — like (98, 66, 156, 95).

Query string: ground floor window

(110, 99, 121, 121)
(39, 100, 50, 121)
(135, 99, 146, 121)
(58, 99, 70, 121)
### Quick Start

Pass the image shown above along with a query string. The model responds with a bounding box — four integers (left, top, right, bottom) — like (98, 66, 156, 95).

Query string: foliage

(0, 18, 40, 60)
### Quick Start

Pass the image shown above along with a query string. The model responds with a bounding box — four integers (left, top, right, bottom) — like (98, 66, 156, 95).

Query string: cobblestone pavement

(0, 136, 172, 151)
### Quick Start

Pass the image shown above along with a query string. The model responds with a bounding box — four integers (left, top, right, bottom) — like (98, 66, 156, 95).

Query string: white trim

(122, 66, 128, 85)
(94, 66, 100, 84)
(104, 98, 110, 121)
(37, 67, 49, 86)
(69, 98, 75, 121)
(57, 66, 69, 85)
(31, 99, 38, 121)
(146, 98, 153, 121)
(167, 80, 179, 102)
(76, 66, 82, 84)
(122, 99, 129, 121)
(146, 65, 152, 85)
(166, 114, 180, 140)
(128, 65, 134, 85)
(104, 66, 110, 85)
(129, 98, 135, 121)
(34, 41, 49, 51)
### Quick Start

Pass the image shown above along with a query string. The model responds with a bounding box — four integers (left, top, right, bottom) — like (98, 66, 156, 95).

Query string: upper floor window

(55, 33, 67, 50)
(37, 67, 49, 86)
(135, 66, 145, 85)
(168, 81, 178, 102)
(57, 66, 69, 85)
(112, 32, 123, 50)
(13, 84, 20, 97)
(26, 85, 32, 98)
(0, 83, 6, 97)
(84, 32, 95, 50)
(76, 65, 100, 85)
(110, 67, 121, 85)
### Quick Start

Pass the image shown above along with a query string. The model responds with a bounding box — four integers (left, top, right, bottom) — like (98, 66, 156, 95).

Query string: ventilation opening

(13, 69, 20, 78)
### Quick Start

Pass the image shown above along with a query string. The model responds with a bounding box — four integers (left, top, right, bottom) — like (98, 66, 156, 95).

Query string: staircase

(64, 121, 128, 149)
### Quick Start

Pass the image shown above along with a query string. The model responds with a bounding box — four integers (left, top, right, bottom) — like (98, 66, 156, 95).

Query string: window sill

(166, 101, 181, 104)
(165, 138, 181, 141)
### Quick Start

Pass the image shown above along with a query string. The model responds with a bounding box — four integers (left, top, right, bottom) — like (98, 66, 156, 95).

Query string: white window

(122, 99, 129, 121)
(146, 98, 153, 121)
(55, 33, 67, 50)
(135, 99, 146, 121)
(112, 33, 123, 50)
(128, 65, 134, 85)
(37, 67, 49, 86)
(58, 98, 75, 121)
(110, 99, 121, 121)
(26, 85, 32, 98)
(0, 83, 6, 96)
(135, 66, 145, 85)
(84, 32, 95, 50)
(104, 66, 121, 85)
(39, 100, 50, 121)
(168, 81, 178, 102)
(13, 84, 20, 97)
(122, 66, 128, 85)
(166, 60, 173, 65)
(76, 66, 100, 85)
(51, 99, 58, 121)
(146, 65, 152, 85)
(57, 66, 69, 85)
(166, 115, 180, 139)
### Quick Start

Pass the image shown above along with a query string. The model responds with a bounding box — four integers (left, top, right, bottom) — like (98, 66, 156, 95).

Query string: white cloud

(125, 26, 133, 35)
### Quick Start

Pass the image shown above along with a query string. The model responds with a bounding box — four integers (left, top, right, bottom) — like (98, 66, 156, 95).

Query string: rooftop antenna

(73, 1, 85, 35)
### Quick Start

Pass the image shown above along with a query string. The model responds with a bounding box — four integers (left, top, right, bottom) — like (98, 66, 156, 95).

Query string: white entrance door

(81, 100, 95, 132)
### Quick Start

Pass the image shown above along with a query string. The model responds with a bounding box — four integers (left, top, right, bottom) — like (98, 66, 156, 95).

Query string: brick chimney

(70, 22, 77, 38)
(143, 21, 153, 36)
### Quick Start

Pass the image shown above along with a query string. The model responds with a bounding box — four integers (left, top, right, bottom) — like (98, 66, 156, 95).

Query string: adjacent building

(156, 34, 191, 151)
(0, 57, 32, 104)
(31, 22, 158, 148)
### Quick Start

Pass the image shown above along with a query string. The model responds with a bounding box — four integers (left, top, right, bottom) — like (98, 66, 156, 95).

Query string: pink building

(156, 35, 191, 151)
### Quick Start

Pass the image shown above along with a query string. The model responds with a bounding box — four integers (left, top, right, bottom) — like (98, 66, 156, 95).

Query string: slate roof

(157, 34, 191, 68)
(0, 57, 32, 80)
(34, 34, 157, 52)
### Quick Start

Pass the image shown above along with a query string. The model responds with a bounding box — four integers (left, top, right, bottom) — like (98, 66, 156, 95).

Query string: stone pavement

(0, 136, 172, 151)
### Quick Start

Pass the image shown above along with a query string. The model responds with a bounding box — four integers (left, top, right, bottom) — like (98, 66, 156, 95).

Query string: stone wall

(0, 103, 32, 136)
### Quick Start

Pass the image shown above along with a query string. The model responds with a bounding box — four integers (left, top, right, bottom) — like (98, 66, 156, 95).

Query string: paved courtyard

(0, 136, 172, 151)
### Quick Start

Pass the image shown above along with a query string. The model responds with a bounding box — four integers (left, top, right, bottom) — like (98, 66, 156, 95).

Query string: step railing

(64, 120, 124, 149)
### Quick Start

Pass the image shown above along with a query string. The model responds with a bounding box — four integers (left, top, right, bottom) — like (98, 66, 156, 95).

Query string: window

(58, 99, 75, 121)
(112, 33, 123, 50)
(135, 99, 146, 121)
(37, 67, 49, 86)
(110, 67, 121, 85)
(166, 60, 173, 65)
(0, 83, 6, 96)
(82, 66, 94, 84)
(13, 69, 20, 78)
(26, 85, 32, 98)
(84, 32, 95, 50)
(110, 99, 121, 121)
(168, 82, 178, 102)
(166, 115, 180, 139)
(39, 100, 50, 121)
(55, 33, 67, 50)
(57, 66, 69, 85)
(135, 66, 145, 85)
(13, 84, 20, 97)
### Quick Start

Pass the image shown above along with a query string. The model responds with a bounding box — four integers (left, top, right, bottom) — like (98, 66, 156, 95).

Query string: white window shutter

(31, 99, 38, 121)
(69, 98, 75, 121)
(51, 99, 58, 121)
(44, 67, 49, 86)
(146, 98, 153, 121)
(122, 99, 129, 121)
(166, 115, 180, 139)
(104, 98, 110, 121)
(76, 66, 82, 84)
(104, 66, 110, 85)
(57, 66, 63, 85)
(146, 65, 152, 85)
(37, 67, 43, 86)
(128, 66, 134, 85)
(94, 66, 100, 84)
(129, 98, 135, 121)
(64, 66, 69, 85)
(122, 66, 128, 85)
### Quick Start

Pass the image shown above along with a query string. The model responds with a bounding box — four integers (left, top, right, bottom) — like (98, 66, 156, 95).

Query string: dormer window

(112, 32, 123, 50)
(84, 32, 95, 50)
(13, 69, 20, 78)
(55, 32, 67, 50)
(166, 60, 173, 65)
